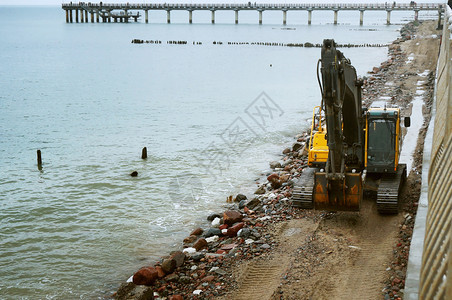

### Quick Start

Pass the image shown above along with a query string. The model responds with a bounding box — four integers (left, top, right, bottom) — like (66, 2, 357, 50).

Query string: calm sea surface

(0, 5, 437, 299)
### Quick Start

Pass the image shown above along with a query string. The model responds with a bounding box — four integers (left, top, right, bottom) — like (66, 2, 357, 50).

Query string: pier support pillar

(66, 10, 69, 23)
(75, 9, 79, 23)
(108, 14, 111, 22)
(211, 10, 215, 24)
(414, 9, 419, 21)
(235, 10, 238, 24)
(334, 9, 338, 25)
(145, 10, 149, 23)
(259, 10, 263, 25)
(359, 9, 364, 25)
(283, 10, 287, 25)
(81, 10, 84, 23)
(437, 5, 443, 30)
(124, 9, 128, 23)
(96, 11, 99, 23)
(167, 10, 171, 24)
(69, 10, 73, 23)
(85, 10, 88, 23)
(189, 10, 193, 24)
(90, 11, 94, 23)
(308, 9, 312, 25)
(386, 10, 391, 25)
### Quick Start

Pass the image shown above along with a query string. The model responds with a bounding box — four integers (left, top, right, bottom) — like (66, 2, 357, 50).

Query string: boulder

(170, 251, 185, 267)
(254, 185, 266, 194)
(226, 222, 245, 237)
(161, 258, 177, 274)
(246, 198, 261, 210)
(190, 227, 204, 236)
(183, 235, 198, 244)
(155, 266, 166, 278)
(223, 210, 243, 225)
(269, 161, 282, 169)
(193, 238, 208, 251)
(116, 282, 153, 300)
(207, 214, 222, 222)
(238, 199, 247, 209)
(169, 295, 184, 300)
(234, 194, 247, 202)
(133, 267, 159, 286)
(292, 142, 303, 152)
(203, 228, 222, 238)
(282, 147, 291, 154)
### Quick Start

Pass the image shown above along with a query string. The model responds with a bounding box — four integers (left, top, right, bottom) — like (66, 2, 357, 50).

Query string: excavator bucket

(313, 172, 362, 211)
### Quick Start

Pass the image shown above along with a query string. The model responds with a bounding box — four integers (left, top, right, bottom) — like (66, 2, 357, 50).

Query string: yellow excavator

(292, 39, 410, 214)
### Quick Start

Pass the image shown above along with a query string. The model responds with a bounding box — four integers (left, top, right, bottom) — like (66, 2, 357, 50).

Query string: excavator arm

(313, 39, 364, 211)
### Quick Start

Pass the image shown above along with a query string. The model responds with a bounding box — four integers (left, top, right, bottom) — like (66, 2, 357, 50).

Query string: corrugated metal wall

(419, 6, 452, 300)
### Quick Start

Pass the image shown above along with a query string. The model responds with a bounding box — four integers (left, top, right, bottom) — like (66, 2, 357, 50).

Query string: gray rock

(254, 186, 266, 195)
(179, 275, 191, 284)
(115, 282, 153, 300)
(260, 244, 271, 249)
(191, 253, 204, 261)
(238, 227, 251, 238)
(269, 161, 282, 169)
(234, 194, 247, 202)
(213, 268, 227, 276)
(203, 228, 222, 238)
(238, 199, 247, 209)
(292, 142, 303, 152)
(246, 197, 261, 210)
(207, 213, 222, 221)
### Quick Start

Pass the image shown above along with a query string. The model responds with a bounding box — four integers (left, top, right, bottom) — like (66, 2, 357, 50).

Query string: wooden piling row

(130, 39, 389, 48)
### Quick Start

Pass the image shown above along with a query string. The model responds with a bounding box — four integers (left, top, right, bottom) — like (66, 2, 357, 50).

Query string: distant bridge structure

(61, 2, 444, 25)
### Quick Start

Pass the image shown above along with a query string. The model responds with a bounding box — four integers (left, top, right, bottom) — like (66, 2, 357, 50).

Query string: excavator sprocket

(376, 164, 407, 214)
(291, 168, 317, 209)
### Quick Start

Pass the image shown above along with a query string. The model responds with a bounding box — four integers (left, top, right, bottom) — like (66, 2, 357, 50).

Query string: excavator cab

(365, 108, 402, 173)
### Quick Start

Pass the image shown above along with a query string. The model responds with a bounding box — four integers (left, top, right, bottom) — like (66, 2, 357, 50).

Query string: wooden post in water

(167, 10, 171, 24)
(308, 9, 312, 25)
(142, 147, 148, 159)
(189, 10, 193, 24)
(360, 9, 364, 25)
(37, 150, 42, 169)
(283, 10, 287, 25)
(145, 9, 149, 23)
(259, 10, 263, 25)
(235, 10, 239, 24)
(334, 9, 338, 25)
(211, 10, 215, 24)
(66, 10, 69, 23)
(386, 9, 391, 25)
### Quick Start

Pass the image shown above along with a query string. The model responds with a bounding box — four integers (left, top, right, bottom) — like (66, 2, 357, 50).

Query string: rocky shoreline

(114, 20, 438, 300)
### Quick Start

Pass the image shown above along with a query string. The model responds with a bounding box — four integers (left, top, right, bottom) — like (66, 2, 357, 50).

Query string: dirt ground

(221, 20, 440, 300)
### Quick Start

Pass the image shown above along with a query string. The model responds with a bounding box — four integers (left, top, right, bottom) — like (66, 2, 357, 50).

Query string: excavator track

(376, 164, 407, 214)
(292, 168, 317, 209)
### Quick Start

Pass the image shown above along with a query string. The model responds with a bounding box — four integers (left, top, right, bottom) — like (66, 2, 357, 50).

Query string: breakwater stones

(114, 133, 314, 299)
(131, 38, 388, 48)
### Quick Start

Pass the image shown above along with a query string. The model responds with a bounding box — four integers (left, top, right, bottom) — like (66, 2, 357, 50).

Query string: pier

(62, 2, 444, 25)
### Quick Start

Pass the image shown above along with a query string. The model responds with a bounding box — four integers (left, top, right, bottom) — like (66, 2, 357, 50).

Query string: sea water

(0, 5, 437, 299)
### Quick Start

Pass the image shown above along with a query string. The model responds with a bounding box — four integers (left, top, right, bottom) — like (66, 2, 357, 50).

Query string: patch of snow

(385, 81, 394, 86)
(406, 54, 415, 64)
(416, 80, 426, 86)
(418, 69, 430, 77)
(379, 96, 392, 100)
(416, 89, 425, 95)
(400, 95, 424, 173)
